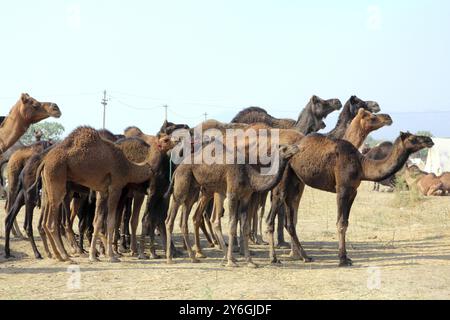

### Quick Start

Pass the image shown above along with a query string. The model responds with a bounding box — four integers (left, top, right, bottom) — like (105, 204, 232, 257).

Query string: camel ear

(350, 96, 357, 104)
(357, 108, 365, 117)
(311, 95, 319, 104)
(21, 93, 31, 104)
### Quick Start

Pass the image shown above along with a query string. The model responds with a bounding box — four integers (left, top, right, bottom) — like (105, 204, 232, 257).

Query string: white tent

(424, 138, 450, 175)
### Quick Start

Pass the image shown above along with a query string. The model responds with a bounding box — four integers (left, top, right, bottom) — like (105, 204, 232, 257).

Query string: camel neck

(343, 121, 367, 148)
(327, 102, 352, 139)
(0, 102, 29, 153)
(361, 137, 410, 182)
(294, 103, 315, 135)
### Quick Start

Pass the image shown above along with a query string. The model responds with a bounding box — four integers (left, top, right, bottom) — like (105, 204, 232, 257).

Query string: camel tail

(27, 162, 45, 196)
(164, 177, 175, 200)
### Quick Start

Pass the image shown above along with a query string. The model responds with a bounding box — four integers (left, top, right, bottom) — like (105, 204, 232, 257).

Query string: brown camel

(438, 172, 450, 195)
(231, 95, 342, 134)
(165, 136, 300, 268)
(38, 127, 176, 262)
(0, 94, 61, 154)
(404, 165, 444, 196)
(274, 132, 434, 266)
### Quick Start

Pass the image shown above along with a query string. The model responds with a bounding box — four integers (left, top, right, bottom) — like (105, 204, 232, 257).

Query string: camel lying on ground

(404, 165, 444, 196)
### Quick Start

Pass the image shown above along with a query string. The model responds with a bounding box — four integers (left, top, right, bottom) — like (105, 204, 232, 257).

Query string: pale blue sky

(1, 0, 449, 139)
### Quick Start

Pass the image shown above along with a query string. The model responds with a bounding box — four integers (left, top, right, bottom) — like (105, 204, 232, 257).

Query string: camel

(37, 127, 176, 262)
(0, 94, 61, 155)
(272, 132, 434, 266)
(232, 95, 342, 134)
(326, 96, 380, 139)
(403, 165, 444, 196)
(165, 136, 300, 267)
(438, 173, 450, 194)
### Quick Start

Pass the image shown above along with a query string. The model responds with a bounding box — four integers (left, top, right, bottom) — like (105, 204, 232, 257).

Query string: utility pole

(163, 105, 168, 122)
(203, 112, 208, 121)
(101, 90, 108, 129)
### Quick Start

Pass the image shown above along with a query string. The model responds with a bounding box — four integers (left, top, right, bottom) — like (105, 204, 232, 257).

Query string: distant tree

(365, 135, 384, 148)
(20, 122, 65, 145)
(416, 131, 433, 137)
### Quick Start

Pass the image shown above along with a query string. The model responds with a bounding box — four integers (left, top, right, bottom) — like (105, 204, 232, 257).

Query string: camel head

(310, 95, 343, 119)
(278, 144, 300, 160)
(349, 96, 381, 115)
(356, 108, 393, 132)
(19, 93, 62, 124)
(400, 132, 434, 153)
(159, 120, 190, 136)
(157, 134, 178, 152)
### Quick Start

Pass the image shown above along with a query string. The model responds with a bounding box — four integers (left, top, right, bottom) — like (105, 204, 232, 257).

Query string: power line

(101, 90, 108, 129)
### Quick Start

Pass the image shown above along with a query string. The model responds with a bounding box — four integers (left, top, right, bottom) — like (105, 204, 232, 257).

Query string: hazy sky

(1, 0, 449, 140)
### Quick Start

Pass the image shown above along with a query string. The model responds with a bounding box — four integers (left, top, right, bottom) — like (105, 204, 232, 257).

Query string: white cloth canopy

(424, 138, 450, 175)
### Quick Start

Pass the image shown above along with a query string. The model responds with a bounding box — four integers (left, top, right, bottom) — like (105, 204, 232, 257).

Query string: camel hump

(63, 126, 102, 149)
(231, 107, 272, 123)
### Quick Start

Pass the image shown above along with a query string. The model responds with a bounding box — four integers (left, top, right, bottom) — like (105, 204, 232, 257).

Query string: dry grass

(1, 182, 450, 300)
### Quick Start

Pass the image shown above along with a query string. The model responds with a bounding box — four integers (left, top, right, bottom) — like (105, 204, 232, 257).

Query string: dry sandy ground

(1, 183, 450, 300)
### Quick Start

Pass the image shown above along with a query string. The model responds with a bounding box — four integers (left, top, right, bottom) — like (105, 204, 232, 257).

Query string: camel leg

(180, 204, 199, 263)
(285, 182, 312, 263)
(240, 196, 257, 268)
(130, 193, 145, 257)
(203, 201, 218, 247)
(24, 191, 42, 259)
(337, 187, 357, 267)
(192, 194, 210, 259)
(277, 206, 289, 248)
(11, 220, 25, 239)
(105, 188, 122, 263)
(38, 204, 52, 259)
(211, 193, 228, 256)
(257, 194, 268, 245)
(165, 198, 181, 264)
(265, 193, 284, 264)
(4, 190, 26, 258)
(89, 193, 107, 262)
(225, 193, 239, 268)
(62, 194, 83, 256)
(42, 202, 65, 262)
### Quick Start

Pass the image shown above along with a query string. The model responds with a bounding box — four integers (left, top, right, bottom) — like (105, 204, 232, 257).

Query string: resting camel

(438, 173, 450, 195)
(270, 132, 434, 266)
(37, 127, 176, 262)
(165, 135, 300, 268)
(232, 95, 342, 134)
(0, 93, 61, 155)
(404, 165, 444, 196)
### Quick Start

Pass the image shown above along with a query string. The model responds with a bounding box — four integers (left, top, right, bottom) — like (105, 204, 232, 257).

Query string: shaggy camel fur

(38, 127, 175, 262)
(0, 94, 61, 154)
(274, 132, 433, 267)
(232, 95, 342, 134)
(166, 138, 300, 268)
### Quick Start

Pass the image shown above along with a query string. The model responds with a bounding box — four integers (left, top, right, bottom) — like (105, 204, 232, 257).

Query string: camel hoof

(191, 258, 201, 264)
(195, 252, 207, 259)
(150, 254, 161, 260)
(271, 258, 282, 265)
(303, 256, 314, 263)
(138, 254, 149, 260)
(108, 257, 121, 263)
(226, 261, 238, 268)
(339, 257, 353, 267)
(89, 256, 100, 263)
(130, 252, 139, 258)
(166, 259, 175, 265)
(288, 251, 302, 261)
(35, 254, 43, 260)
(277, 242, 290, 249)
(247, 262, 258, 269)
(4, 253, 15, 259)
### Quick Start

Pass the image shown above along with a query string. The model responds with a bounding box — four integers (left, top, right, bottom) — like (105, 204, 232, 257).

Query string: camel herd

(0, 93, 436, 268)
